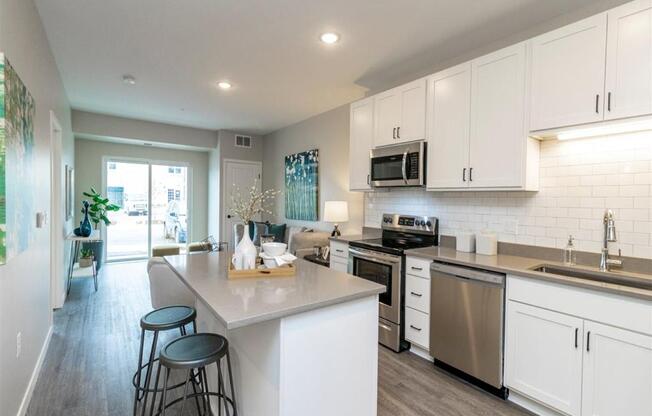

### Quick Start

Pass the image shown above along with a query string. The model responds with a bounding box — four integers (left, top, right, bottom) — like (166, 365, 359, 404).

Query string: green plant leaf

(82, 192, 93, 197)
(90, 187, 97, 194)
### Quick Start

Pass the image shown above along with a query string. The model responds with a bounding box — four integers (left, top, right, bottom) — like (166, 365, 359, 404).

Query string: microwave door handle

(402, 151, 408, 184)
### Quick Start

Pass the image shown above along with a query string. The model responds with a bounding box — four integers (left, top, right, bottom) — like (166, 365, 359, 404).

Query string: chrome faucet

(600, 209, 622, 271)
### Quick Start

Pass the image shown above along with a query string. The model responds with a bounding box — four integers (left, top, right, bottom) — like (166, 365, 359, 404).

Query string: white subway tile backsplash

(364, 132, 652, 259)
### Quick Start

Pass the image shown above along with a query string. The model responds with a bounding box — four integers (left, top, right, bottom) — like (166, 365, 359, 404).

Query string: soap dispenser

(563, 235, 576, 266)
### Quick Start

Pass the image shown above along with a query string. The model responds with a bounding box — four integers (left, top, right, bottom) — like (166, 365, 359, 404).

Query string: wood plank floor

(27, 260, 531, 416)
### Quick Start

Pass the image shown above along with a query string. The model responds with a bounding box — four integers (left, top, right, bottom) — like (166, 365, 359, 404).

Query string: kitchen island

(164, 251, 385, 416)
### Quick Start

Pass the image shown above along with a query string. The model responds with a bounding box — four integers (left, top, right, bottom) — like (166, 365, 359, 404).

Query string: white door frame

(49, 111, 64, 311)
(221, 159, 263, 245)
(101, 156, 193, 261)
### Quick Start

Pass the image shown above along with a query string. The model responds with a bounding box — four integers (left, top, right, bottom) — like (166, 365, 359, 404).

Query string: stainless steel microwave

(370, 141, 426, 187)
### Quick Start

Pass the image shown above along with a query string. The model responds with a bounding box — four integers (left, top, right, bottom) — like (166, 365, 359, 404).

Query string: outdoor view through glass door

(106, 160, 189, 261)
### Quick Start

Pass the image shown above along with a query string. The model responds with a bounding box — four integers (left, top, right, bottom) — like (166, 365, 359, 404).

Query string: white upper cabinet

(349, 97, 374, 191)
(604, 0, 652, 120)
(469, 43, 528, 188)
(373, 79, 426, 147)
(530, 14, 608, 131)
(581, 321, 652, 416)
(426, 44, 538, 191)
(426, 63, 471, 189)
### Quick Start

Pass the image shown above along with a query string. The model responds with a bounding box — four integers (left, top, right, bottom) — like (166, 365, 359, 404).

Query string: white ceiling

(35, 0, 610, 135)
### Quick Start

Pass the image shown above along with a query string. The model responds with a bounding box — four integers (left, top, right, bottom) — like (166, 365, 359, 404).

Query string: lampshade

(323, 201, 349, 223)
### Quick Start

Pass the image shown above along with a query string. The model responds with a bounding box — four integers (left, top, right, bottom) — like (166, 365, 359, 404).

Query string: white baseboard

(408, 344, 433, 361)
(16, 325, 53, 416)
(508, 390, 563, 416)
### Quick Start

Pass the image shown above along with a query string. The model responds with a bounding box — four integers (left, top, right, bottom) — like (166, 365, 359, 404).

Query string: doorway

(103, 158, 191, 261)
(222, 159, 262, 247)
(49, 111, 64, 310)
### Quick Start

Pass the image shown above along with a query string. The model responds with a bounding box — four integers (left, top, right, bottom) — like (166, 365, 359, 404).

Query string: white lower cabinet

(505, 302, 584, 416)
(329, 241, 349, 272)
(581, 321, 652, 416)
(506, 276, 652, 416)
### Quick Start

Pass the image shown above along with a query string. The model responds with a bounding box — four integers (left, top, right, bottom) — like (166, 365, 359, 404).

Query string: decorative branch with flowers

(229, 179, 281, 224)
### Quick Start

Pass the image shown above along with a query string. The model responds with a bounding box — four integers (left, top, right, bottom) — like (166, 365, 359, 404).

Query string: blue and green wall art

(285, 149, 319, 221)
(0, 53, 36, 265)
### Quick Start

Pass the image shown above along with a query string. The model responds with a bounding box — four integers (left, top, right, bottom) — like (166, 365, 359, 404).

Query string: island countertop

(164, 251, 385, 330)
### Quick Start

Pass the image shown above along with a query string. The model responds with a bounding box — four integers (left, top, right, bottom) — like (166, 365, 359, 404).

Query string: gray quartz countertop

(407, 246, 652, 301)
(164, 251, 385, 329)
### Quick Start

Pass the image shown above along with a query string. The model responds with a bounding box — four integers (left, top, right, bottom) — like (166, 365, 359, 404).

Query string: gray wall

(74, 139, 210, 241)
(72, 110, 218, 149)
(0, 0, 74, 414)
(262, 105, 364, 235)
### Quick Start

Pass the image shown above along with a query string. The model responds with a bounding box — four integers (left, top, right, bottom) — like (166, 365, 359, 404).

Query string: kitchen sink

(529, 264, 652, 290)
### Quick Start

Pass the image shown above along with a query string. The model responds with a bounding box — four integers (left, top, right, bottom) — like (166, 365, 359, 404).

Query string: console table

(66, 231, 101, 294)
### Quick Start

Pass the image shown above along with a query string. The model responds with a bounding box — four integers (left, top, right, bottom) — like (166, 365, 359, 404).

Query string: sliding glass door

(105, 159, 190, 261)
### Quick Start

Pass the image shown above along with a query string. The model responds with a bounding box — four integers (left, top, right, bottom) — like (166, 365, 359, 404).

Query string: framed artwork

(0, 53, 36, 265)
(65, 165, 74, 220)
(284, 149, 319, 221)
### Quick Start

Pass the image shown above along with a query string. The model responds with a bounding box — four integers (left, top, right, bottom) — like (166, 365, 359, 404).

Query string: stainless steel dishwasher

(429, 261, 506, 396)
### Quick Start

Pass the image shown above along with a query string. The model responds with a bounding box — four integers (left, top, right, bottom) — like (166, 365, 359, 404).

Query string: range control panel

(381, 213, 438, 235)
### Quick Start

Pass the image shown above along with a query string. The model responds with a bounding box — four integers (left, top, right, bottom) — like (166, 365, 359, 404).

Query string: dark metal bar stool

(133, 305, 198, 416)
(151, 333, 238, 416)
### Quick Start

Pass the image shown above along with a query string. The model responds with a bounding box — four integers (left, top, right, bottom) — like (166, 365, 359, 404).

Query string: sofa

(233, 222, 330, 258)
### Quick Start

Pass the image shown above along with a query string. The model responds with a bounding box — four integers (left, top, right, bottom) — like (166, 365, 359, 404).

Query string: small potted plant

(80, 187, 120, 270)
(78, 248, 94, 268)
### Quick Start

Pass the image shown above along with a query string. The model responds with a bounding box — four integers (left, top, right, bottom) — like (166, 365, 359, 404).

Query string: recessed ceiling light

(122, 74, 136, 85)
(217, 81, 232, 90)
(320, 32, 340, 44)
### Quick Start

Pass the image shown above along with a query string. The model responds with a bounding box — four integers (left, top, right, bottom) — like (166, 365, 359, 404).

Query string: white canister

(456, 232, 476, 253)
(476, 232, 498, 256)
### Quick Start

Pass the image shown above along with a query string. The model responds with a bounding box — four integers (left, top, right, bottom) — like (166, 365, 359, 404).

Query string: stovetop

(349, 214, 439, 256)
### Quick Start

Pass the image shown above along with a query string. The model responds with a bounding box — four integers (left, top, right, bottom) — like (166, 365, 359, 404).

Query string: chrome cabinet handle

(574, 328, 579, 349)
(411, 266, 423, 271)
(367, 174, 370, 185)
(397, 126, 400, 139)
(335, 249, 344, 253)
(410, 291, 422, 297)
(410, 325, 422, 331)
(607, 92, 612, 112)
(469, 167, 473, 182)
(392, 127, 396, 139)
(586, 331, 591, 352)
(462, 168, 466, 182)
(595, 94, 600, 113)
(401, 151, 408, 184)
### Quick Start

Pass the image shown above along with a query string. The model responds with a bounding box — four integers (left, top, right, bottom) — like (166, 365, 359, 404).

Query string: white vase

(235, 224, 258, 270)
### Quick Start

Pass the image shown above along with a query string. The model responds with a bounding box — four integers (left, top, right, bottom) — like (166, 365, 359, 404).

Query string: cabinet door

(530, 14, 607, 131)
(582, 321, 652, 416)
(469, 43, 526, 188)
(329, 257, 348, 273)
(505, 302, 583, 416)
(604, 0, 652, 120)
(349, 98, 373, 190)
(373, 89, 401, 147)
(397, 79, 426, 143)
(426, 63, 471, 189)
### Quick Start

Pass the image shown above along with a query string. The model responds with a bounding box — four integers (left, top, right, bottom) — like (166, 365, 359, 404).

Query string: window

(108, 162, 116, 170)
(175, 190, 181, 200)
(167, 189, 175, 202)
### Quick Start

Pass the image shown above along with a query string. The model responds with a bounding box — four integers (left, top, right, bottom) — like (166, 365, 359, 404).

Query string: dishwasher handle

(430, 262, 505, 285)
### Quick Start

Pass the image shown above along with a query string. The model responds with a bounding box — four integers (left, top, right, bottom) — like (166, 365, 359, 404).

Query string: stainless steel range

(348, 214, 438, 352)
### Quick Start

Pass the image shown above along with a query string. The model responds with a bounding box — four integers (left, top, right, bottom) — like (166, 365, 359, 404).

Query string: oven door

(348, 247, 402, 324)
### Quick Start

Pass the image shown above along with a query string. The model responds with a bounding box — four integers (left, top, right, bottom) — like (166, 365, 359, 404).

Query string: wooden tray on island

(227, 262, 296, 280)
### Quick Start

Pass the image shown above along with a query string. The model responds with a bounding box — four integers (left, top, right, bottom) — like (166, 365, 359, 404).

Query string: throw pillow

(267, 223, 287, 243)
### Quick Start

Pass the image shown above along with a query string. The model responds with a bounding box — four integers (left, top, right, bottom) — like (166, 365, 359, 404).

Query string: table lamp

(323, 201, 349, 237)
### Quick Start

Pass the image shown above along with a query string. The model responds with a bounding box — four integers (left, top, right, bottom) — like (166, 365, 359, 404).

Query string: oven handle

(348, 247, 402, 265)
(401, 151, 408, 184)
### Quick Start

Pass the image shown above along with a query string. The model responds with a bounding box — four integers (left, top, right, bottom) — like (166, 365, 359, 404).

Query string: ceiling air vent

(235, 135, 252, 149)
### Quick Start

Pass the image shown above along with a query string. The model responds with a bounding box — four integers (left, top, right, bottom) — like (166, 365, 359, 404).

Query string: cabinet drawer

(406, 256, 431, 278)
(406, 275, 430, 314)
(405, 307, 430, 349)
(330, 241, 349, 259)
(329, 256, 348, 273)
